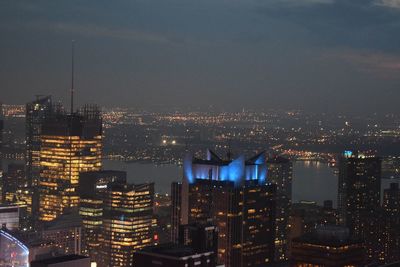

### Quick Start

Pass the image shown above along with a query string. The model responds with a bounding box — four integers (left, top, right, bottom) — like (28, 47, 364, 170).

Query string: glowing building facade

(78, 170, 127, 260)
(98, 182, 156, 267)
(39, 106, 102, 222)
(179, 150, 276, 267)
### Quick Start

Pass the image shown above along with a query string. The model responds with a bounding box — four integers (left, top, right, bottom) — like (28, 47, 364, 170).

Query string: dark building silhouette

(291, 225, 365, 267)
(338, 151, 382, 261)
(289, 201, 338, 253)
(41, 211, 83, 256)
(266, 155, 292, 262)
(2, 163, 30, 228)
(78, 170, 127, 261)
(25, 96, 55, 221)
(171, 181, 182, 243)
(30, 255, 90, 267)
(134, 243, 217, 267)
(179, 223, 218, 256)
(382, 183, 400, 263)
(3, 163, 27, 203)
(178, 150, 276, 267)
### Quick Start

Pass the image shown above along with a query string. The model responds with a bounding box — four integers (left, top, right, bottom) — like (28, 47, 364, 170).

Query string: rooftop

(137, 243, 212, 258)
(31, 254, 88, 265)
(293, 226, 362, 247)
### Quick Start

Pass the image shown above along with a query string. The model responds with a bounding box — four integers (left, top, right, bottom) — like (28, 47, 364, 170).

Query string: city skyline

(2, 1, 400, 266)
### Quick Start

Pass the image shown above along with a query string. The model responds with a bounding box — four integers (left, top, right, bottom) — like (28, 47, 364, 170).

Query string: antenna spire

(70, 40, 75, 114)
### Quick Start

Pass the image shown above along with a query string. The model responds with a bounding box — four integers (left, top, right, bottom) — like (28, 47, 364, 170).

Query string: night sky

(1, 0, 400, 113)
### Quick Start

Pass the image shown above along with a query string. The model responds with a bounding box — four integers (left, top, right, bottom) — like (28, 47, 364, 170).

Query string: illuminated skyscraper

(39, 106, 102, 222)
(98, 182, 156, 267)
(266, 155, 292, 262)
(180, 150, 276, 267)
(78, 170, 127, 260)
(338, 151, 382, 262)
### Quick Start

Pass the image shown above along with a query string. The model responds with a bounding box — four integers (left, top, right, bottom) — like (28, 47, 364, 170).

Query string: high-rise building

(178, 150, 276, 267)
(266, 155, 292, 262)
(337, 151, 382, 261)
(382, 183, 400, 263)
(291, 225, 365, 267)
(170, 181, 182, 243)
(26, 96, 55, 220)
(78, 170, 127, 260)
(39, 106, 102, 222)
(98, 182, 156, 267)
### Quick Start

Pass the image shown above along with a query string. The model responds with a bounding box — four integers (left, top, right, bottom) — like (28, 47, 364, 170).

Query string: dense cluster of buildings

(0, 96, 399, 266)
(0, 96, 156, 266)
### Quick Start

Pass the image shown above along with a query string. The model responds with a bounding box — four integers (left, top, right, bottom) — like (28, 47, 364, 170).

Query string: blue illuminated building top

(344, 150, 353, 158)
(184, 150, 267, 186)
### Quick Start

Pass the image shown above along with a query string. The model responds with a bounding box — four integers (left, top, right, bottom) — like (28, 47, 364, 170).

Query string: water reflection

(293, 161, 338, 207)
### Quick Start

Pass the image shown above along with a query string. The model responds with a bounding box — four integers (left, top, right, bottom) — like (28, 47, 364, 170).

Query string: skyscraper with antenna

(37, 43, 103, 222)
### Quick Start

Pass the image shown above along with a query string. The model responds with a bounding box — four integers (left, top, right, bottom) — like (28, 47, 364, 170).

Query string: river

(3, 158, 393, 209)
(103, 160, 339, 207)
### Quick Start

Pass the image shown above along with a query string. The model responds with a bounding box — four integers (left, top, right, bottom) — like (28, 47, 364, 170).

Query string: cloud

(0, 20, 178, 46)
(374, 0, 400, 9)
(50, 23, 174, 45)
(262, 0, 335, 8)
(324, 49, 400, 79)
(279, 0, 334, 4)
